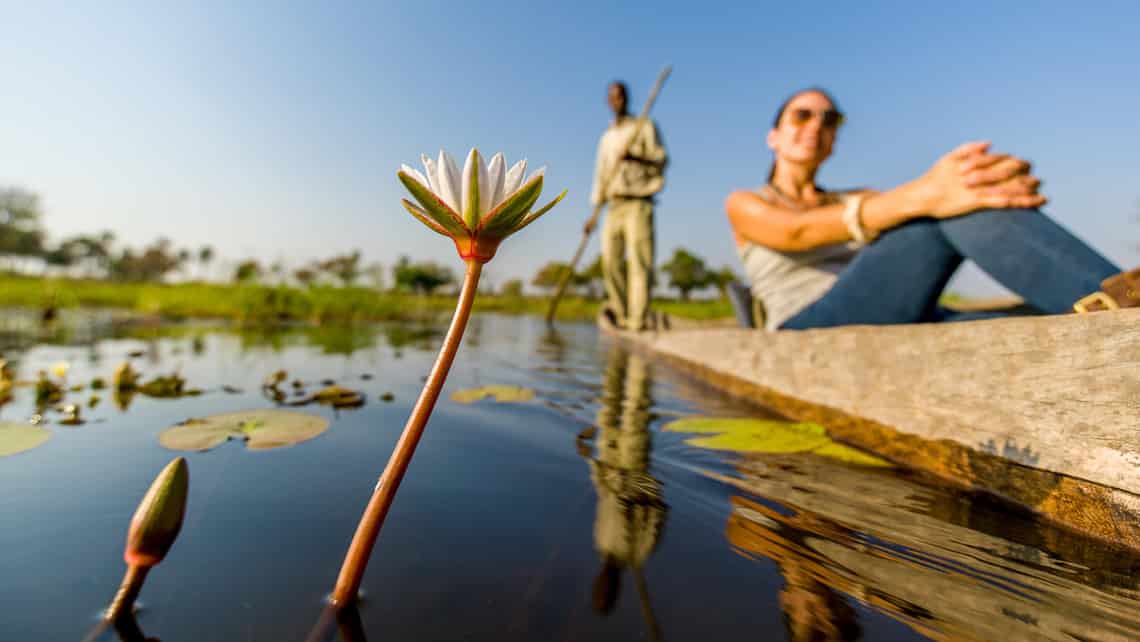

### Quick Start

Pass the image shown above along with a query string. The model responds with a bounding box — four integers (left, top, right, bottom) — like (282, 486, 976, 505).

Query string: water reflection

(728, 495, 865, 641)
(305, 605, 368, 642)
(536, 326, 567, 367)
(81, 613, 162, 642)
(723, 453, 1140, 641)
(580, 347, 667, 639)
(237, 324, 379, 356)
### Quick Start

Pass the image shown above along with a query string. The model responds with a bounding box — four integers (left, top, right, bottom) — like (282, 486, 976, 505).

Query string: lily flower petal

(502, 159, 527, 197)
(525, 166, 546, 184)
(512, 189, 568, 235)
(461, 148, 484, 230)
(400, 165, 431, 191)
(397, 170, 469, 237)
(484, 152, 505, 213)
(420, 154, 439, 192)
(400, 199, 451, 237)
(479, 174, 544, 237)
(436, 150, 461, 213)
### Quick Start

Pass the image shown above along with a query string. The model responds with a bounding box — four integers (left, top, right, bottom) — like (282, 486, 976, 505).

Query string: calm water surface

(2, 311, 1139, 641)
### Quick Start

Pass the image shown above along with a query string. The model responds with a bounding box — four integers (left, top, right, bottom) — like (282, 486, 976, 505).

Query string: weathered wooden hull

(602, 309, 1140, 549)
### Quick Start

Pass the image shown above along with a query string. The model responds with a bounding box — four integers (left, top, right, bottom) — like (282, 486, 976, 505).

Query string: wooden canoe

(599, 308, 1140, 550)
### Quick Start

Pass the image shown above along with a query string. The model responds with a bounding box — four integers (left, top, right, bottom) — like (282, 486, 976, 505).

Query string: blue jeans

(780, 208, 1121, 329)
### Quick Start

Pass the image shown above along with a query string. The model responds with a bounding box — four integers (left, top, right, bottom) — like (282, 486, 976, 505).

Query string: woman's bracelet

(842, 194, 877, 246)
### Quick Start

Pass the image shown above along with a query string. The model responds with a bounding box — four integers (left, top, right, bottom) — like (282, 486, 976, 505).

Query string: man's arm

(590, 133, 610, 206)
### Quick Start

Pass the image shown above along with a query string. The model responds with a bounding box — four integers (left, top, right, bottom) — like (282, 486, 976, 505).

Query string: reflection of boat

(600, 309, 1140, 550)
(717, 452, 1140, 642)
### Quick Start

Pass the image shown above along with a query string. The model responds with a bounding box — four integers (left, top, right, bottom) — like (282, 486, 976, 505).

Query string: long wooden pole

(331, 259, 483, 605)
(545, 65, 672, 324)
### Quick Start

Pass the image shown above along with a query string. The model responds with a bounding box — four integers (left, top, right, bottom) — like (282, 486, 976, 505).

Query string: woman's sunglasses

(786, 108, 845, 129)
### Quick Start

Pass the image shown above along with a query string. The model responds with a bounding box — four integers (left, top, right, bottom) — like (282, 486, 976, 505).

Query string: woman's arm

(726, 182, 928, 251)
(727, 141, 1046, 253)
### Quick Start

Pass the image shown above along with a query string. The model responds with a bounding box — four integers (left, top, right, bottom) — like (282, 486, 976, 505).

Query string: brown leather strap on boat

(1073, 267, 1140, 313)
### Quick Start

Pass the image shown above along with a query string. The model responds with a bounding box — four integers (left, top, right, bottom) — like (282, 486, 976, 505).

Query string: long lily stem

(331, 259, 483, 605)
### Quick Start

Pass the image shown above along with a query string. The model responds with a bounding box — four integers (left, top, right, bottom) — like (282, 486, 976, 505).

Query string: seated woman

(725, 87, 1136, 330)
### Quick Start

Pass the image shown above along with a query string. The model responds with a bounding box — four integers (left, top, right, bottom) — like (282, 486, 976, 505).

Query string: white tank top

(736, 189, 860, 330)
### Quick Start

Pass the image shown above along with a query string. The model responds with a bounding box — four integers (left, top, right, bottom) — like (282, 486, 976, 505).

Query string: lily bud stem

(106, 564, 149, 622)
(331, 259, 483, 605)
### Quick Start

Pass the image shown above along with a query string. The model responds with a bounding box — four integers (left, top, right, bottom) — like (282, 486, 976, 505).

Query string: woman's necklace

(766, 181, 833, 209)
(766, 181, 797, 205)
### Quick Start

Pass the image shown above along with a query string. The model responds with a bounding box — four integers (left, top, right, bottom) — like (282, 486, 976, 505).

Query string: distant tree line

(530, 249, 737, 301)
(2, 185, 741, 298)
(1, 187, 203, 282)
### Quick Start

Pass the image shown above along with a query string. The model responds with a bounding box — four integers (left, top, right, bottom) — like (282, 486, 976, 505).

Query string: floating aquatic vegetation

(158, 409, 330, 452)
(90, 377, 106, 390)
(264, 370, 288, 389)
(450, 384, 536, 404)
(0, 363, 12, 406)
(138, 372, 190, 398)
(35, 371, 63, 405)
(379, 392, 394, 402)
(663, 417, 891, 467)
(310, 385, 365, 409)
(0, 421, 51, 457)
(113, 387, 137, 411)
(88, 395, 101, 409)
(113, 362, 139, 391)
(59, 404, 84, 426)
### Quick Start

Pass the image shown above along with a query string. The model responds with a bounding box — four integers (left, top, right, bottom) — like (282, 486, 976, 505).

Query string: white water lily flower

(399, 148, 566, 262)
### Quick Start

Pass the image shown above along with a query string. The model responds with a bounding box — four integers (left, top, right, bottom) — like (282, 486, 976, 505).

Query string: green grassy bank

(0, 274, 733, 323)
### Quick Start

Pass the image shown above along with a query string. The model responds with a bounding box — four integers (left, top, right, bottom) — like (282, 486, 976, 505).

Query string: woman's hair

(766, 87, 842, 182)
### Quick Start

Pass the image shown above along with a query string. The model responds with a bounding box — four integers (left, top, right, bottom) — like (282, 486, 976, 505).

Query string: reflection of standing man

(590, 81, 669, 332)
(582, 347, 667, 623)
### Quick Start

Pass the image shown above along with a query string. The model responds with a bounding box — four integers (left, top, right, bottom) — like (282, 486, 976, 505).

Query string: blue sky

(2, 1, 1137, 294)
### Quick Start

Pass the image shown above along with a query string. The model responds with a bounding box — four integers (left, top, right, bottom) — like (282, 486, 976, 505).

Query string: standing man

(590, 81, 668, 331)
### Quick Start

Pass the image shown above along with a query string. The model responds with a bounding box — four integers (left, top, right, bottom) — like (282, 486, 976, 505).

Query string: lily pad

(0, 422, 51, 457)
(450, 385, 536, 404)
(159, 409, 330, 452)
(663, 416, 890, 467)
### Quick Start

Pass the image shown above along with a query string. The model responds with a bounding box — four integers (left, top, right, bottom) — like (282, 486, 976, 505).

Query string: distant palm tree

(198, 245, 215, 281)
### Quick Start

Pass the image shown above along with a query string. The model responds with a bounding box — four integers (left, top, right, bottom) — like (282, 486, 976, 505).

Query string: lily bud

(124, 457, 189, 567)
